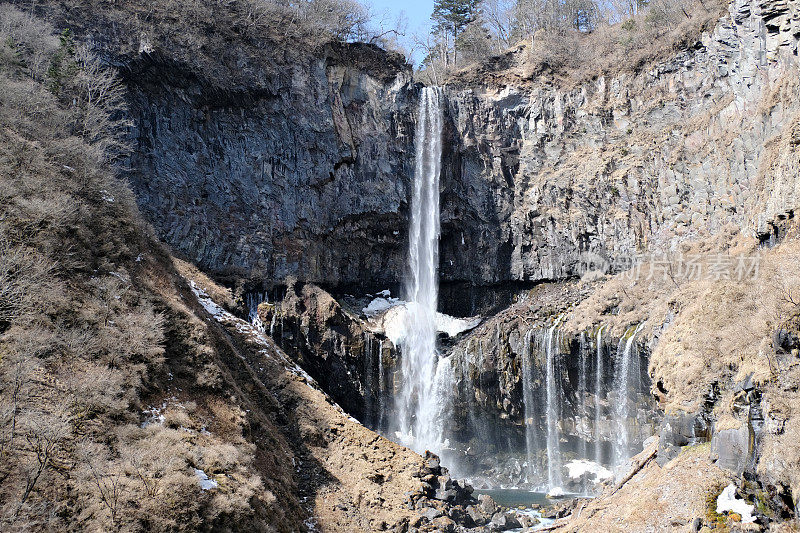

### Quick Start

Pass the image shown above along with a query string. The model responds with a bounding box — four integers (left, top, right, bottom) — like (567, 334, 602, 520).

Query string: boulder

(466, 505, 489, 526)
(490, 512, 522, 531)
(431, 516, 456, 533)
(710, 422, 753, 476)
(478, 494, 498, 515)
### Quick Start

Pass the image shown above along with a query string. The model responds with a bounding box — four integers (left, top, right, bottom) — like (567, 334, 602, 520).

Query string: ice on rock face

(362, 296, 400, 317)
(435, 313, 481, 338)
(373, 302, 480, 346)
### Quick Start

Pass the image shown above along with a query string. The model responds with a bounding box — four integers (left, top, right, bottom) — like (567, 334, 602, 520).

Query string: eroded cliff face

(440, 0, 800, 285)
(120, 0, 798, 298)
(124, 42, 417, 289)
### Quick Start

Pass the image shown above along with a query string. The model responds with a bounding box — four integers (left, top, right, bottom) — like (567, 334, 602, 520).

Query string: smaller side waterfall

(363, 333, 375, 427)
(578, 332, 588, 460)
(612, 323, 644, 472)
(545, 320, 563, 491)
(521, 330, 540, 484)
(246, 292, 268, 333)
(377, 338, 385, 432)
(594, 326, 605, 466)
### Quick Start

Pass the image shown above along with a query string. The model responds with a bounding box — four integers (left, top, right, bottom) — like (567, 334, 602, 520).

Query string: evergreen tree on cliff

(432, 0, 482, 64)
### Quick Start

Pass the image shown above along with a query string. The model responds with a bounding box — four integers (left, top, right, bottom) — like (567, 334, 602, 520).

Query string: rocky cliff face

(124, 42, 417, 289)
(119, 0, 798, 300)
(440, 0, 800, 285)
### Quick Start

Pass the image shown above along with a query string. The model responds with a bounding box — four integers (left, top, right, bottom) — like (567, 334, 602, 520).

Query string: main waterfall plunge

(395, 86, 448, 455)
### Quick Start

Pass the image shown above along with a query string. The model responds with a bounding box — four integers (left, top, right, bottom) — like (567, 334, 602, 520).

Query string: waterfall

(545, 320, 563, 491)
(377, 338, 385, 433)
(594, 326, 604, 466)
(396, 87, 445, 454)
(578, 332, 588, 461)
(520, 330, 540, 485)
(612, 323, 644, 472)
(246, 292, 268, 333)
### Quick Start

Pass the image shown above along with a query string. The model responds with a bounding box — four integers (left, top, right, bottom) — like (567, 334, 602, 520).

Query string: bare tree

(78, 443, 127, 529)
(482, 0, 514, 50)
(71, 45, 133, 162)
(15, 409, 70, 515)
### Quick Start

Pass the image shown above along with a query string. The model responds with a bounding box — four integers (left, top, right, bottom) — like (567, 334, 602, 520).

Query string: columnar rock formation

(440, 0, 800, 286)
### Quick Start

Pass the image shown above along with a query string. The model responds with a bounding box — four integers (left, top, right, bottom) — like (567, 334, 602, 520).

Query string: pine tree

(431, 0, 482, 65)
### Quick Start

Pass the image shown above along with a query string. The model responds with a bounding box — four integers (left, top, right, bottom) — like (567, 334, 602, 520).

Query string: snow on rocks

(716, 484, 756, 523)
(363, 291, 481, 346)
(565, 460, 613, 482)
(189, 281, 315, 383)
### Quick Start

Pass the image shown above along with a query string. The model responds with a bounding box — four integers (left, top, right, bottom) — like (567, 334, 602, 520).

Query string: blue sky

(364, 0, 434, 64)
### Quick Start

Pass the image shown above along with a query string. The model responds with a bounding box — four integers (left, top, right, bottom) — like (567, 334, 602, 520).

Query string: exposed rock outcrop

(440, 0, 800, 285)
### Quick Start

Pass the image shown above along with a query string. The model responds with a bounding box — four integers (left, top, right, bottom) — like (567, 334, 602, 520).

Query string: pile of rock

(401, 452, 524, 532)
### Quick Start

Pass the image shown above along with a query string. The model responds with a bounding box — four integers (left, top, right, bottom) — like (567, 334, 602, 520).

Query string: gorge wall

(440, 0, 800, 286)
(124, 42, 418, 290)
(110, 0, 799, 311)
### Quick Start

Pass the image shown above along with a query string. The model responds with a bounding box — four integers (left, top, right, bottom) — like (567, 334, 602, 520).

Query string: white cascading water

(594, 326, 604, 466)
(578, 332, 588, 460)
(545, 320, 563, 491)
(612, 323, 644, 473)
(520, 330, 539, 484)
(396, 87, 446, 454)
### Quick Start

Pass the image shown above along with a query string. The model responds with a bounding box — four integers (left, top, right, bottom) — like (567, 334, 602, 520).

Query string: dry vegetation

(0, 7, 293, 530)
(445, 0, 727, 88)
(558, 223, 800, 519)
(564, 227, 800, 415)
(14, 0, 408, 88)
(551, 441, 733, 532)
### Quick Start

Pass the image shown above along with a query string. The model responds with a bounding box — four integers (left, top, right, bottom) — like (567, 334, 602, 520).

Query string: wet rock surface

(257, 280, 395, 425)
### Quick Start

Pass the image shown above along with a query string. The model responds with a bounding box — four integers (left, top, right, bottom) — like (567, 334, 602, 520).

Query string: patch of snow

(194, 468, 218, 491)
(716, 484, 756, 523)
(100, 189, 115, 203)
(189, 281, 316, 384)
(376, 302, 481, 346)
(362, 296, 400, 317)
(565, 459, 613, 481)
(436, 313, 482, 338)
(141, 402, 167, 428)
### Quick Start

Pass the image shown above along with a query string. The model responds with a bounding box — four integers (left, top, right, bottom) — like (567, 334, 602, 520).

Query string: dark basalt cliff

(111, 0, 798, 302)
(123, 42, 418, 289)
